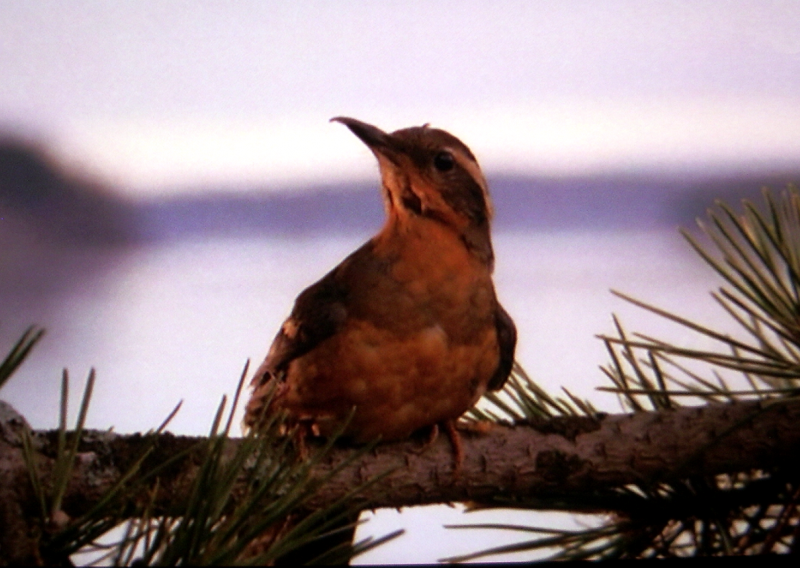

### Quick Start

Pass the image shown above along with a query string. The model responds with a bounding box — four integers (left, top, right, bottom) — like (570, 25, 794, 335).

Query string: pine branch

(2, 396, 799, 563)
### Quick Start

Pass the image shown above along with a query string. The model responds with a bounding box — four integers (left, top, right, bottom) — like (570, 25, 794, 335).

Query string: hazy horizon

(3, 2, 800, 197)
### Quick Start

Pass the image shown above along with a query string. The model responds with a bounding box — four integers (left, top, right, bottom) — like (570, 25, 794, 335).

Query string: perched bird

(244, 117, 516, 457)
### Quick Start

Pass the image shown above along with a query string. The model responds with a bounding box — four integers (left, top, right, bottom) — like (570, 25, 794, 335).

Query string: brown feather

(245, 118, 517, 442)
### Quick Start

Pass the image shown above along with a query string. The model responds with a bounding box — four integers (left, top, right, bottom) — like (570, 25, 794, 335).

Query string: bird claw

(413, 421, 464, 476)
(443, 420, 464, 476)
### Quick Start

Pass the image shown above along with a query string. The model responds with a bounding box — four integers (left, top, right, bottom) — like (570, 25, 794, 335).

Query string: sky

(2, 1, 800, 197)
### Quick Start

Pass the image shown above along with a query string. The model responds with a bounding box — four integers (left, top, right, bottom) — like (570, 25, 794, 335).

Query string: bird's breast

(362, 216, 497, 335)
(275, 219, 501, 441)
(282, 316, 499, 442)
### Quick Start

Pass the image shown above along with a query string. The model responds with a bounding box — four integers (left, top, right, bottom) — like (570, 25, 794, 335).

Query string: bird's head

(332, 116, 494, 265)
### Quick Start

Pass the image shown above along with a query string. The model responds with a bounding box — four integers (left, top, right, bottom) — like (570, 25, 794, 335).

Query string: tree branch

(2, 397, 799, 562)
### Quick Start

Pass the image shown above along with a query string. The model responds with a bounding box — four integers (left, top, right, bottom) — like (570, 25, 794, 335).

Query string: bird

(244, 117, 516, 461)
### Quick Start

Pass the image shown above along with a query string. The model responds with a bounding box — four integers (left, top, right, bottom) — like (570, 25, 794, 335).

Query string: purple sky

(2, 1, 800, 195)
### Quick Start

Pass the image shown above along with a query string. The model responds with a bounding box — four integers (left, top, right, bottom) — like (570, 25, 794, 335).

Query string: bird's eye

(433, 151, 455, 172)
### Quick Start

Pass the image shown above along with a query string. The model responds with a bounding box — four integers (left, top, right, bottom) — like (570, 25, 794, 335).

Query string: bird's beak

(330, 116, 397, 158)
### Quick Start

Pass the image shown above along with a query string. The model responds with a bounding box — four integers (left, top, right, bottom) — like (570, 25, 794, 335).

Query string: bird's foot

(289, 420, 325, 461)
(291, 426, 310, 461)
(443, 420, 464, 476)
(413, 421, 466, 476)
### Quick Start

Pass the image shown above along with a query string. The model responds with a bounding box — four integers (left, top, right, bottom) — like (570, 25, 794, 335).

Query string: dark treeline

(2, 136, 796, 246)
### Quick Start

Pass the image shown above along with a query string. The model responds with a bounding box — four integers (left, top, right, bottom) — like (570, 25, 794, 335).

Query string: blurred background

(2, 1, 800, 563)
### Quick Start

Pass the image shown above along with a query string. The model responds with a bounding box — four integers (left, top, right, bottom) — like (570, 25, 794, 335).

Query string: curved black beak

(330, 116, 395, 155)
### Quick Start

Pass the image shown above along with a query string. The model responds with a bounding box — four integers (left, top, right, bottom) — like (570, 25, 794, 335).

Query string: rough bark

(2, 397, 800, 563)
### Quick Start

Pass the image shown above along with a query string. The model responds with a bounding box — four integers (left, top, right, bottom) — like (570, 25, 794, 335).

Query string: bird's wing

(487, 302, 517, 391)
(251, 269, 349, 387)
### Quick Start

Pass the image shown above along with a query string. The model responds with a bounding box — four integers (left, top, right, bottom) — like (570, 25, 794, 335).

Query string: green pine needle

(456, 184, 800, 561)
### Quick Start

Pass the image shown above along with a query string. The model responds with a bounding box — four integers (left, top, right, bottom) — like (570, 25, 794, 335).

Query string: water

(1, 227, 731, 563)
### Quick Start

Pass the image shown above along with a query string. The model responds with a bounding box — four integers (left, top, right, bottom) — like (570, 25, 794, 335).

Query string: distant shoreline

(3, 138, 798, 245)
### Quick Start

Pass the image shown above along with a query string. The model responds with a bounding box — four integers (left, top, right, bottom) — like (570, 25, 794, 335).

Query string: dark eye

(433, 151, 455, 172)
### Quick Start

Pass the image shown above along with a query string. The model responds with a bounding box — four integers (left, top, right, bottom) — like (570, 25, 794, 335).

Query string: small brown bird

(244, 117, 516, 456)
